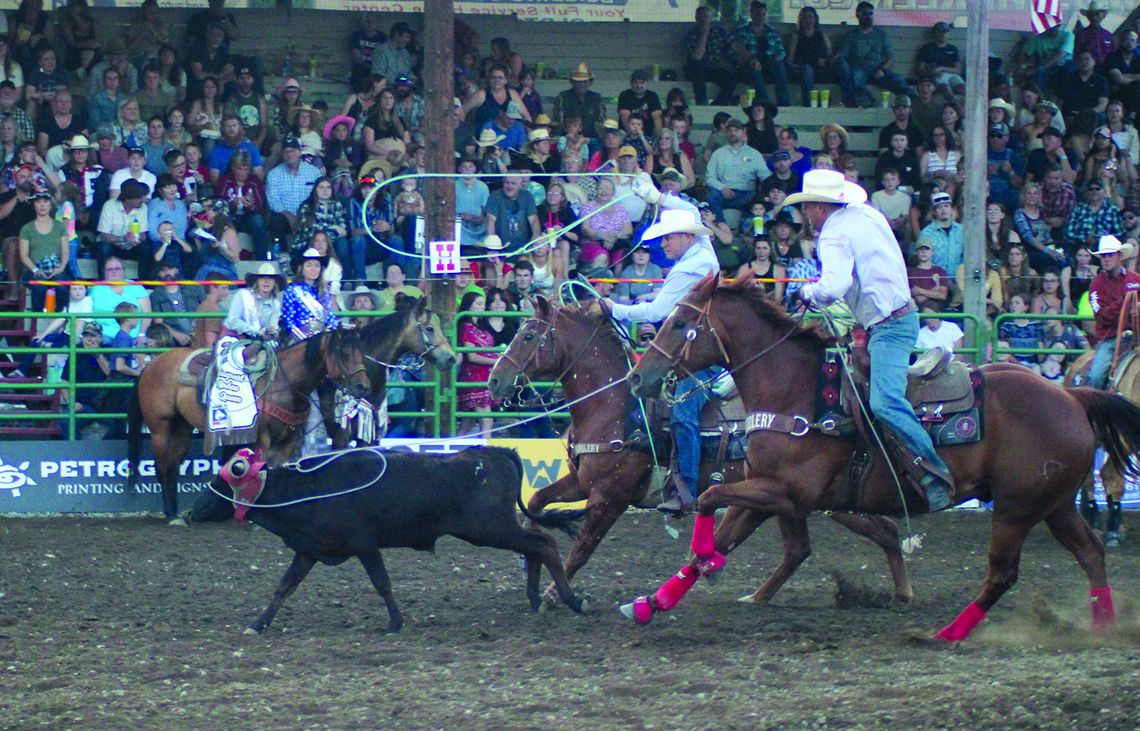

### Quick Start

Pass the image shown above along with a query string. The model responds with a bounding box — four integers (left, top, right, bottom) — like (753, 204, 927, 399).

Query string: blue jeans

(742, 61, 791, 107)
(235, 213, 269, 260)
(705, 187, 753, 222)
(349, 233, 394, 283)
(793, 58, 856, 107)
(851, 66, 916, 103)
(867, 311, 949, 474)
(1086, 337, 1116, 390)
(672, 367, 718, 495)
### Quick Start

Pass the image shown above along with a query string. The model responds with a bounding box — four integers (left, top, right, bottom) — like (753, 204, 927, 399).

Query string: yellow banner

(489, 437, 586, 509)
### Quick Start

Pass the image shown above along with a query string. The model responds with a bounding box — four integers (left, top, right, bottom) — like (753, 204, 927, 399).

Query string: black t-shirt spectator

(72, 348, 107, 409)
(874, 149, 922, 190)
(0, 190, 36, 241)
(349, 29, 387, 71)
(186, 10, 237, 50)
(1053, 70, 1109, 115)
(1026, 146, 1076, 182)
(915, 42, 961, 74)
(617, 89, 662, 135)
(759, 171, 802, 199)
(878, 121, 925, 153)
(38, 112, 85, 149)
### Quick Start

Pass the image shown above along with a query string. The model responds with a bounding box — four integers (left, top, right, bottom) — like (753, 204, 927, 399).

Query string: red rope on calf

(935, 601, 987, 642)
(1090, 585, 1115, 633)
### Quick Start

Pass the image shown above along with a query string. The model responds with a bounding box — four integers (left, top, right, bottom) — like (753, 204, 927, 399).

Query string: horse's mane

(302, 328, 360, 370)
(720, 276, 835, 348)
(359, 309, 411, 350)
(559, 300, 629, 353)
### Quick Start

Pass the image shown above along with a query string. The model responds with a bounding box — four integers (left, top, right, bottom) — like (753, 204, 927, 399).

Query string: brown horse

(1064, 350, 1132, 546)
(321, 296, 456, 448)
(487, 296, 913, 606)
(623, 274, 1139, 640)
(129, 328, 370, 523)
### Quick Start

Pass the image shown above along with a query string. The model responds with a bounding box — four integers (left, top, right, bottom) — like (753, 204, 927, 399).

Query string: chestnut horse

(623, 274, 1139, 640)
(321, 296, 457, 448)
(129, 329, 369, 522)
(487, 297, 913, 606)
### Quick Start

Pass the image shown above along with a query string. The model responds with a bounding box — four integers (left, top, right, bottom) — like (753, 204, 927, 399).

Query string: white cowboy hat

(527, 128, 551, 143)
(244, 261, 286, 289)
(342, 284, 381, 311)
(641, 209, 714, 240)
(475, 128, 506, 148)
(1091, 234, 1136, 259)
(780, 169, 868, 209)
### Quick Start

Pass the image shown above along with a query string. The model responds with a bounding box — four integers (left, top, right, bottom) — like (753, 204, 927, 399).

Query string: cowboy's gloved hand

(791, 287, 814, 312)
(631, 172, 662, 204)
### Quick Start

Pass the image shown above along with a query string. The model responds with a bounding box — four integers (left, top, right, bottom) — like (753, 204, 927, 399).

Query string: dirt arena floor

(0, 510, 1136, 730)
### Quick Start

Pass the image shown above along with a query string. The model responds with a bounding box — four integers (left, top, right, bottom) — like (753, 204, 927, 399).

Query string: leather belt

(869, 302, 914, 331)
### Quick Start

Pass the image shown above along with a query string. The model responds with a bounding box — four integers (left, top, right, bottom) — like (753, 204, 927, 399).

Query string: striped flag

(1031, 0, 1063, 34)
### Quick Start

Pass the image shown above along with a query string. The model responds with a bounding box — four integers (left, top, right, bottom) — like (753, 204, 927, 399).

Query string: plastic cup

(752, 216, 764, 235)
(743, 89, 755, 106)
(535, 61, 546, 78)
(821, 89, 831, 108)
(129, 221, 141, 236)
(652, 63, 661, 81)
(881, 90, 891, 108)
(810, 89, 819, 108)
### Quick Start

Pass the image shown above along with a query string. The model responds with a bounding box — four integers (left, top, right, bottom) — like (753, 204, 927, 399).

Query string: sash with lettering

(207, 336, 258, 448)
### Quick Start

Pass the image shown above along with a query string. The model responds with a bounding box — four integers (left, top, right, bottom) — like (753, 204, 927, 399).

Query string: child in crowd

(104, 301, 144, 435)
(871, 168, 913, 250)
(71, 320, 111, 419)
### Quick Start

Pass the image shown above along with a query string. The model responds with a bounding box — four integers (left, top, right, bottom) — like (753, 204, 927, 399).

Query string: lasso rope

(205, 446, 390, 509)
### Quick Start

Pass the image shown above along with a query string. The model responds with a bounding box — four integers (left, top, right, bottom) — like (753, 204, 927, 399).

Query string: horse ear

(534, 295, 551, 318)
(693, 271, 719, 301)
(415, 295, 428, 316)
(394, 292, 415, 312)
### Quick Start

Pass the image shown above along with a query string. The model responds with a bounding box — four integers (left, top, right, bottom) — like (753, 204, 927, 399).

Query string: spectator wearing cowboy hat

(484, 100, 527, 153)
(59, 134, 110, 218)
(552, 63, 606, 138)
(323, 114, 363, 198)
(1073, 1, 1115, 67)
(1086, 234, 1140, 388)
(341, 284, 383, 328)
(224, 261, 284, 340)
(511, 127, 561, 176)
(742, 97, 778, 155)
(788, 168, 952, 511)
(281, 246, 341, 342)
(288, 104, 325, 162)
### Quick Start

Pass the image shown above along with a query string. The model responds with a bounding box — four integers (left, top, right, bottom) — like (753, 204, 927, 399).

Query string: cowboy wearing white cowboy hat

(786, 169, 954, 512)
(224, 261, 283, 340)
(1086, 234, 1140, 389)
(601, 173, 721, 514)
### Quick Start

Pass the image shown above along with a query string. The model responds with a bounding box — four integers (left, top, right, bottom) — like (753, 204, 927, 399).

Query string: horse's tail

(1070, 387, 1140, 479)
(501, 446, 584, 539)
(126, 381, 143, 492)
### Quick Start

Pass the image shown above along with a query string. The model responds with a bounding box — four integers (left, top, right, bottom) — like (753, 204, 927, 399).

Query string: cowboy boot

(882, 428, 955, 512)
(656, 472, 695, 516)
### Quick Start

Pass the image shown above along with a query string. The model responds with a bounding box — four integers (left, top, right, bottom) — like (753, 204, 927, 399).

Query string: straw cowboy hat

(342, 284, 381, 311)
(64, 134, 96, 150)
(641, 209, 714, 240)
(299, 246, 329, 268)
(1081, 1, 1109, 17)
(819, 123, 849, 147)
(527, 127, 552, 143)
(533, 113, 553, 127)
(1091, 234, 1135, 260)
(475, 128, 506, 147)
(569, 63, 594, 81)
(288, 104, 324, 128)
(655, 166, 688, 190)
(780, 169, 868, 209)
(276, 77, 304, 95)
(244, 261, 286, 289)
(323, 114, 356, 139)
(478, 234, 506, 251)
(989, 98, 1016, 118)
(358, 158, 393, 181)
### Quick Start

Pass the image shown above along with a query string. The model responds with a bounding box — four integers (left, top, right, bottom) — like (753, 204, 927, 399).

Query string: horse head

(322, 328, 370, 399)
(488, 295, 611, 401)
(628, 272, 727, 398)
(405, 295, 456, 370)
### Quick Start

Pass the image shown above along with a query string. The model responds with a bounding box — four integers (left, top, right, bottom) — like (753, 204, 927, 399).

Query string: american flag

(1031, 0, 1063, 34)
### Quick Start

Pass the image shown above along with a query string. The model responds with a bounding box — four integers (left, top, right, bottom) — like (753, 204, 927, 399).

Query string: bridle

(363, 311, 442, 371)
(499, 308, 609, 394)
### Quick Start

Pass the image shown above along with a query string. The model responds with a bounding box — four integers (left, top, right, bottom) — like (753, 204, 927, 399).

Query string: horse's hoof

(737, 594, 763, 604)
(243, 627, 260, 635)
(619, 596, 654, 624)
(1104, 531, 1121, 548)
(167, 517, 188, 527)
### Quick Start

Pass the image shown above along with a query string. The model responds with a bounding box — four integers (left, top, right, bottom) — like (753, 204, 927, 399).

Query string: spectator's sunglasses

(359, 176, 378, 186)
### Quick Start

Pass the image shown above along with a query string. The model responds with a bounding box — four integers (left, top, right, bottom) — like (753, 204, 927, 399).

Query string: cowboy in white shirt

(603, 174, 721, 513)
(788, 169, 953, 511)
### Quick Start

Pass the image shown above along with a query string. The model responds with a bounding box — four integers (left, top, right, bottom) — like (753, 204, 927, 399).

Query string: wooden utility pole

(961, 2, 989, 361)
(423, 0, 456, 433)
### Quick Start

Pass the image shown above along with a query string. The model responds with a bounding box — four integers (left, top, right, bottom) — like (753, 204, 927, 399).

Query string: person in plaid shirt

(683, 6, 737, 106)
(1063, 179, 1124, 253)
(1040, 164, 1077, 239)
(732, 1, 791, 107)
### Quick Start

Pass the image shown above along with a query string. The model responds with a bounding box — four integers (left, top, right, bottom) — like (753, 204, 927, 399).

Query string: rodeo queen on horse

(787, 169, 953, 511)
(600, 172, 721, 515)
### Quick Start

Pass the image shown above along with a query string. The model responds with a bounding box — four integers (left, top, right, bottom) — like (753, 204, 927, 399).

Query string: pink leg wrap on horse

(691, 513, 717, 559)
(630, 596, 654, 624)
(696, 551, 726, 577)
(935, 601, 987, 642)
(1090, 585, 1115, 632)
(654, 565, 699, 611)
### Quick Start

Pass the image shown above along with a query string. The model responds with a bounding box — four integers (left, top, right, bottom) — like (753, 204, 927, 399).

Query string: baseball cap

(1094, 126, 1112, 138)
(127, 146, 146, 158)
(81, 321, 103, 336)
(281, 137, 301, 150)
(1038, 126, 1063, 139)
(931, 191, 952, 206)
(237, 66, 254, 77)
(770, 149, 791, 162)
(724, 118, 744, 129)
(932, 21, 952, 33)
(990, 122, 1010, 136)
(95, 123, 116, 140)
(631, 69, 651, 82)
(0, 80, 15, 91)
(892, 95, 911, 108)
(618, 145, 638, 158)
(395, 74, 415, 87)
(916, 240, 933, 250)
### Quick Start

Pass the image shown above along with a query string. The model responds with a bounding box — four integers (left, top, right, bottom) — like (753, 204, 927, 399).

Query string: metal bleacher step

(0, 424, 64, 439)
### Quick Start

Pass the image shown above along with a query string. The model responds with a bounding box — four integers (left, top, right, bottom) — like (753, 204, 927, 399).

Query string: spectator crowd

(3, 0, 1140, 434)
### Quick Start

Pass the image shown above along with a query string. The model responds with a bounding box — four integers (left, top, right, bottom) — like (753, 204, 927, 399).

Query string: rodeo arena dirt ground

(0, 509, 1137, 730)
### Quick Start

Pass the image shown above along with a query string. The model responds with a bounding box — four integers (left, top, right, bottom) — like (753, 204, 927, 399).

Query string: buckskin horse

(321, 295, 456, 448)
(621, 274, 1139, 640)
(487, 296, 913, 607)
(129, 328, 370, 523)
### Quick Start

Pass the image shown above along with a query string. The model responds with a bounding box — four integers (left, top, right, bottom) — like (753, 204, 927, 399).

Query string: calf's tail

(499, 446, 584, 538)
